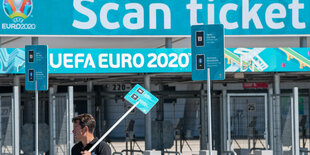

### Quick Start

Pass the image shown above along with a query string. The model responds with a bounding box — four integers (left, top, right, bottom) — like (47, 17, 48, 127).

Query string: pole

(200, 84, 207, 150)
(268, 87, 274, 150)
(35, 81, 39, 155)
(144, 75, 152, 150)
(88, 101, 140, 152)
(293, 87, 299, 155)
(290, 97, 295, 155)
(32, 37, 39, 155)
(207, 68, 212, 155)
(13, 76, 20, 155)
(274, 74, 281, 155)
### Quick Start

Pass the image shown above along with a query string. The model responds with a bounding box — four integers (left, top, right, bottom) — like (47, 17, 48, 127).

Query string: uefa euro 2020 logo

(3, 0, 33, 22)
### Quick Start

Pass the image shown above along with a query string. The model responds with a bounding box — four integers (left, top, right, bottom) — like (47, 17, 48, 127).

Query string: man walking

(72, 114, 111, 155)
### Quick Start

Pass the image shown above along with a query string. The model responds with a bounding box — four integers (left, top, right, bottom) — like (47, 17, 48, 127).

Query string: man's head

(72, 114, 96, 141)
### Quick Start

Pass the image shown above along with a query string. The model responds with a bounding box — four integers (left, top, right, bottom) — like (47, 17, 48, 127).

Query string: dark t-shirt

(71, 138, 111, 155)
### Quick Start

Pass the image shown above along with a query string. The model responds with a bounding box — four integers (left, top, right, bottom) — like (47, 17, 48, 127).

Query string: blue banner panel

(0, 0, 310, 36)
(1, 48, 310, 74)
(25, 45, 48, 91)
(191, 24, 225, 81)
(124, 84, 159, 114)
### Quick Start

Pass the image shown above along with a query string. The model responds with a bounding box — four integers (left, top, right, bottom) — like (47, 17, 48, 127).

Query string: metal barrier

(0, 94, 13, 155)
(164, 151, 182, 155)
(49, 87, 74, 155)
(223, 150, 237, 155)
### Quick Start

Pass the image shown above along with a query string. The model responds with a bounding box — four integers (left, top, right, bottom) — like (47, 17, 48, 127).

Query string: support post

(207, 69, 212, 155)
(13, 76, 20, 155)
(300, 37, 307, 47)
(274, 74, 281, 155)
(293, 87, 299, 155)
(268, 87, 274, 150)
(68, 86, 74, 154)
(200, 84, 207, 150)
(221, 89, 227, 154)
(87, 81, 94, 114)
(144, 75, 152, 150)
(49, 87, 55, 155)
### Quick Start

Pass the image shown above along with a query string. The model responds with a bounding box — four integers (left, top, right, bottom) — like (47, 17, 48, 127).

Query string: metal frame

(226, 93, 268, 153)
(0, 93, 14, 155)
(49, 86, 74, 155)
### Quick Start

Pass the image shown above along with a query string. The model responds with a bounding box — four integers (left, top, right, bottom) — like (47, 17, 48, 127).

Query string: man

(72, 114, 111, 155)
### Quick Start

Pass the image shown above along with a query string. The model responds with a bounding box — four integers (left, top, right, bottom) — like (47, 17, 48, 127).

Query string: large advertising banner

(0, 0, 309, 36)
(1, 48, 310, 74)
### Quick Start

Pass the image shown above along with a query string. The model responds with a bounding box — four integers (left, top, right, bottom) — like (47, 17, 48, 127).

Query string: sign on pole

(25, 45, 48, 91)
(124, 84, 159, 114)
(88, 84, 158, 152)
(191, 24, 225, 81)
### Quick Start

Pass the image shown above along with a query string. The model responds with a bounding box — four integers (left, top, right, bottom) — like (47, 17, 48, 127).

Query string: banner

(1, 48, 310, 74)
(0, 0, 309, 36)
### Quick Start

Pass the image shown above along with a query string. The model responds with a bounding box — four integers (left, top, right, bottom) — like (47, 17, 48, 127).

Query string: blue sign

(124, 84, 159, 114)
(25, 45, 48, 91)
(191, 24, 225, 81)
(0, 0, 310, 36)
(2, 47, 310, 74)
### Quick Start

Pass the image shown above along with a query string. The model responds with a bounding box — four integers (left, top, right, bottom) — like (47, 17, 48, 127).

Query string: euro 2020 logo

(3, 0, 33, 22)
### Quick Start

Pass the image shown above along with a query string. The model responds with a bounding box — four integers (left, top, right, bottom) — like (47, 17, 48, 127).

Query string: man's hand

(81, 151, 91, 155)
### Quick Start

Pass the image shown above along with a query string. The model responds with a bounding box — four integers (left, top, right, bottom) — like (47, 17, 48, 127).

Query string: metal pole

(13, 78, 20, 155)
(0, 96, 2, 155)
(222, 89, 227, 154)
(200, 83, 207, 150)
(32, 36, 39, 155)
(300, 37, 307, 47)
(35, 81, 39, 155)
(207, 68, 212, 155)
(49, 87, 55, 155)
(293, 87, 299, 155)
(268, 87, 274, 150)
(144, 75, 152, 150)
(274, 74, 281, 155)
(227, 95, 231, 154)
(87, 81, 93, 114)
(264, 94, 268, 150)
(68, 86, 74, 154)
(290, 97, 295, 155)
(32, 37, 38, 45)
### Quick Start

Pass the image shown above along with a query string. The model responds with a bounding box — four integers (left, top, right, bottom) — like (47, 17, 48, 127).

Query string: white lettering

(220, 4, 238, 29)
(265, 3, 286, 29)
(242, 0, 263, 29)
(133, 53, 144, 68)
(100, 3, 120, 29)
(109, 53, 120, 68)
(85, 54, 95, 68)
(123, 3, 144, 29)
(50, 53, 62, 68)
(186, 0, 203, 25)
(99, 54, 108, 68)
(149, 4, 171, 29)
(289, 0, 305, 29)
(75, 53, 84, 68)
(64, 54, 73, 68)
(73, 0, 97, 29)
(122, 54, 132, 68)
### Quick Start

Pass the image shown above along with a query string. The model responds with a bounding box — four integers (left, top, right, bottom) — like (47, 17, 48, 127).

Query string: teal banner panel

(0, 0, 310, 36)
(191, 24, 225, 81)
(1, 48, 310, 74)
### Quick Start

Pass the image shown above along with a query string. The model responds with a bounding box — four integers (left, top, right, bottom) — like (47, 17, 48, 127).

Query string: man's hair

(72, 113, 96, 133)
